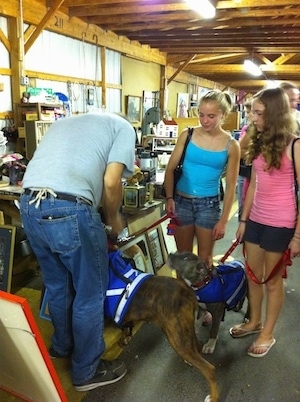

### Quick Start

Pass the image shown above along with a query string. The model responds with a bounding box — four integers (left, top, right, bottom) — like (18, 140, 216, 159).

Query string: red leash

(219, 239, 240, 264)
(139, 212, 180, 233)
(218, 240, 292, 283)
(246, 249, 292, 284)
(109, 212, 179, 249)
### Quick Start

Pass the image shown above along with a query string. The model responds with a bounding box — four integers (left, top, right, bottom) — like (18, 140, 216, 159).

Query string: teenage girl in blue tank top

(164, 90, 240, 267)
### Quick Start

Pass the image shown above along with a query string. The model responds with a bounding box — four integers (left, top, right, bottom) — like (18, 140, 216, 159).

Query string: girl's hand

(165, 197, 175, 215)
(289, 238, 300, 258)
(236, 221, 246, 243)
(212, 221, 226, 240)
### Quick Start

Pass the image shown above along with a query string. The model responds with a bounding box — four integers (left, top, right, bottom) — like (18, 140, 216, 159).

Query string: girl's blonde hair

(245, 87, 297, 170)
(198, 90, 233, 119)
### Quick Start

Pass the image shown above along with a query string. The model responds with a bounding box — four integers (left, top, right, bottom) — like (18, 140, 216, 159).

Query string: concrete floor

(82, 208, 300, 402)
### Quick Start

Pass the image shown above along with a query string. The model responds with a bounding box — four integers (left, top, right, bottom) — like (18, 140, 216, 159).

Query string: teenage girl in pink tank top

(230, 87, 300, 358)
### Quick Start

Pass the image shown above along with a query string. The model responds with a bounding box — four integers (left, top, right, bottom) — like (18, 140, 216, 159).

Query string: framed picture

(177, 92, 189, 118)
(0, 290, 67, 401)
(120, 234, 154, 274)
(126, 95, 142, 123)
(0, 225, 16, 292)
(146, 226, 165, 273)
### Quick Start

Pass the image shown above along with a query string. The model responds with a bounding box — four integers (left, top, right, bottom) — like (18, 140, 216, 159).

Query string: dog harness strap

(246, 249, 292, 284)
(106, 288, 124, 296)
(226, 265, 247, 307)
(106, 266, 138, 296)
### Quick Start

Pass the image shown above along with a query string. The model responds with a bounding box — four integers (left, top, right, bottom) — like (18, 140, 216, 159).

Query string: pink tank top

(250, 151, 297, 228)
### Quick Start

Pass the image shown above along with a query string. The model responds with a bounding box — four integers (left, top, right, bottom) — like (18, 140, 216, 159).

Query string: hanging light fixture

(243, 59, 262, 77)
(185, 0, 216, 19)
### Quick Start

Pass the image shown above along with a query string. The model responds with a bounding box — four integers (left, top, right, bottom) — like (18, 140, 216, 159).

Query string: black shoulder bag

(162, 127, 193, 198)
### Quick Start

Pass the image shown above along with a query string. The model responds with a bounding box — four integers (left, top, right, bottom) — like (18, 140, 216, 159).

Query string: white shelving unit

(151, 137, 176, 153)
(24, 120, 54, 159)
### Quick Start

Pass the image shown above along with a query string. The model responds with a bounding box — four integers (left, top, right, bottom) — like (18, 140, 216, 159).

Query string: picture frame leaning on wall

(126, 95, 142, 123)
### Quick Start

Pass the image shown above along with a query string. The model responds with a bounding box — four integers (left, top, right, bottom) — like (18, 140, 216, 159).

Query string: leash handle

(219, 239, 240, 264)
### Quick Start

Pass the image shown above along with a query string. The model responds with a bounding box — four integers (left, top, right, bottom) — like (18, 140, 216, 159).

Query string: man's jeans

(20, 194, 108, 384)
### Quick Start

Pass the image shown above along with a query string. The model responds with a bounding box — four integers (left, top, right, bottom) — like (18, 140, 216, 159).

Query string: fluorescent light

(265, 80, 278, 89)
(185, 0, 216, 19)
(243, 59, 262, 77)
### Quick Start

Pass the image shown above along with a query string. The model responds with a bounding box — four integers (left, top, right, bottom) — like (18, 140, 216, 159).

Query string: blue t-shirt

(176, 140, 230, 197)
(22, 113, 136, 207)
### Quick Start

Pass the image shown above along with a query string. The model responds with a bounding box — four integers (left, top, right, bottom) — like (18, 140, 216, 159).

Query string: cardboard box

(40, 112, 55, 121)
(25, 113, 38, 121)
(18, 127, 26, 138)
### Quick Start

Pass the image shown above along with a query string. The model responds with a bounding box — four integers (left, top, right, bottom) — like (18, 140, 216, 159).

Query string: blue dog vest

(194, 260, 247, 310)
(104, 250, 152, 325)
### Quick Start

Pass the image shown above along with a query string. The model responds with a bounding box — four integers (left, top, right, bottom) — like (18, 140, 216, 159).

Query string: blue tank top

(176, 139, 230, 197)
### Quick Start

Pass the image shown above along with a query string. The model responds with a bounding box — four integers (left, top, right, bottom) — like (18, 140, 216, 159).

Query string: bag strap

(178, 127, 193, 167)
(291, 137, 300, 211)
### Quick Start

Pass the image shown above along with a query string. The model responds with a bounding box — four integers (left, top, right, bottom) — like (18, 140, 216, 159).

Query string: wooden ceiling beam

(69, 2, 191, 18)
(185, 64, 300, 74)
(168, 54, 197, 84)
(124, 30, 300, 40)
(0, 28, 10, 52)
(273, 54, 297, 65)
(217, 0, 300, 8)
(64, 0, 300, 8)
(142, 38, 300, 47)
(97, 16, 300, 32)
(85, 2, 300, 24)
(64, 0, 142, 5)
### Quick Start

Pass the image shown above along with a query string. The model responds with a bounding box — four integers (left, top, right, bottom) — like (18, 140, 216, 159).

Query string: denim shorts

(174, 194, 221, 229)
(244, 219, 294, 252)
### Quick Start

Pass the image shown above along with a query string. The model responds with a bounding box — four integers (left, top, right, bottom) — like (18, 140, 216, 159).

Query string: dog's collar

(192, 274, 212, 290)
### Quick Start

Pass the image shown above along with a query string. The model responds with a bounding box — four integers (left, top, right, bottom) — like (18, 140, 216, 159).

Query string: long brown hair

(245, 87, 297, 170)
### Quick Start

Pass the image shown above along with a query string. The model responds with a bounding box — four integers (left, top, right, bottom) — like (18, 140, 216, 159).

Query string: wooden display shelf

(15, 102, 65, 127)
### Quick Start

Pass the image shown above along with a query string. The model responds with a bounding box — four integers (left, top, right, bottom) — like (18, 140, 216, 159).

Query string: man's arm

(101, 162, 125, 237)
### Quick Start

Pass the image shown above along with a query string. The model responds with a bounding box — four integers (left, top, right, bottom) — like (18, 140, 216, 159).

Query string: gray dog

(168, 251, 247, 354)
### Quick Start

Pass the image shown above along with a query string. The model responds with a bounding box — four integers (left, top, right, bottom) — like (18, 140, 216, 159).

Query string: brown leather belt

(24, 189, 92, 206)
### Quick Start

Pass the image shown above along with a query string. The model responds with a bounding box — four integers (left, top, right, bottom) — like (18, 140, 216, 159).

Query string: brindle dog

(116, 245, 219, 402)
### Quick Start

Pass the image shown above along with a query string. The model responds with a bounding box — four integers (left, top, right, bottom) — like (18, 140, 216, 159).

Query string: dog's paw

(202, 338, 217, 354)
(204, 395, 212, 402)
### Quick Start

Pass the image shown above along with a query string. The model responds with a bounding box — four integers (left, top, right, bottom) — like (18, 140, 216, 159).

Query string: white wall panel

(0, 76, 13, 113)
(106, 50, 121, 85)
(25, 30, 101, 81)
(106, 88, 121, 113)
(0, 17, 9, 69)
